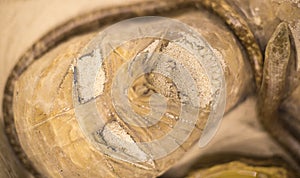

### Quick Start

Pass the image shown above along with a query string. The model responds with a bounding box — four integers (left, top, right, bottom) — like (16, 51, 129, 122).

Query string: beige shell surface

(12, 8, 252, 178)
(177, 10, 253, 111)
(13, 30, 195, 177)
(13, 33, 161, 177)
(0, 1, 148, 177)
(1, 0, 300, 178)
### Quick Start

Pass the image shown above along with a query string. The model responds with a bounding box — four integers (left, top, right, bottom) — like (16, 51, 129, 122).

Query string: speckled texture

(2, 0, 300, 177)
(11, 8, 252, 178)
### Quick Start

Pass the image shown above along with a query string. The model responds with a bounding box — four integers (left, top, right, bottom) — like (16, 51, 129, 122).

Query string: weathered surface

(165, 1, 300, 177)
(0, 0, 148, 177)
(1, 0, 300, 177)
(12, 9, 252, 177)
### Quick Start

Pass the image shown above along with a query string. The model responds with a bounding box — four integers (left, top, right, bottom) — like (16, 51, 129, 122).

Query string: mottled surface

(1, 0, 300, 177)
(11, 8, 251, 178)
(13, 33, 161, 177)
(0, 0, 148, 177)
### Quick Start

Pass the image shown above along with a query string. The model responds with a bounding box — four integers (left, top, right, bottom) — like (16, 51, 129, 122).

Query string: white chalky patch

(75, 49, 105, 103)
